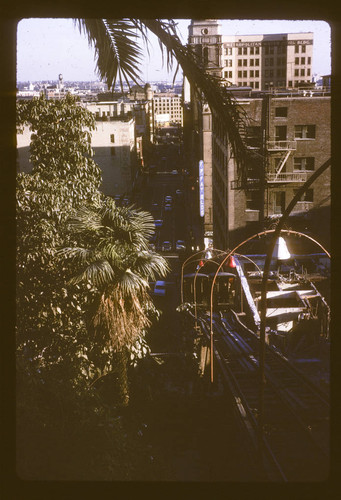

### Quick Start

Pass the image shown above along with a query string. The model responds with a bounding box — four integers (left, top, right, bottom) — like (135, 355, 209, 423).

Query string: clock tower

(188, 20, 222, 75)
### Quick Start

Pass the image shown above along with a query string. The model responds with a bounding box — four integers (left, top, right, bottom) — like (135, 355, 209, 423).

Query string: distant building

(188, 20, 314, 90)
(152, 92, 183, 127)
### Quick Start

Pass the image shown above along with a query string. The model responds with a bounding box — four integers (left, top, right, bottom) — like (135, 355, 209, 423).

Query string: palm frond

(67, 205, 104, 234)
(133, 251, 170, 280)
(56, 246, 98, 264)
(118, 269, 149, 296)
(76, 19, 144, 91)
(69, 260, 115, 288)
(141, 19, 248, 177)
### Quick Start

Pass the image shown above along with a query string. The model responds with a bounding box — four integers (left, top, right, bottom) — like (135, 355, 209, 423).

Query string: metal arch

(180, 247, 226, 304)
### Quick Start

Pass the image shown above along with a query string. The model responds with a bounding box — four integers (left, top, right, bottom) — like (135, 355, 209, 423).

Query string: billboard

(199, 160, 204, 217)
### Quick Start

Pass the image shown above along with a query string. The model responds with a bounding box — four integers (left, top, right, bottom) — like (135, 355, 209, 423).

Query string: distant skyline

(17, 18, 332, 83)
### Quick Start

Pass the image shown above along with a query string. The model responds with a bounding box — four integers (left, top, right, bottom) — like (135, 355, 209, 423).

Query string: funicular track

(195, 310, 330, 481)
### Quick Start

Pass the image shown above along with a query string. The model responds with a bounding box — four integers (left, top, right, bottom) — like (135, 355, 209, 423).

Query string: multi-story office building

(152, 92, 183, 126)
(188, 20, 313, 90)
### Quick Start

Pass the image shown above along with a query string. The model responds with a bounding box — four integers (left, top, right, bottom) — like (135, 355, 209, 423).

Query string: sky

(16, 18, 332, 84)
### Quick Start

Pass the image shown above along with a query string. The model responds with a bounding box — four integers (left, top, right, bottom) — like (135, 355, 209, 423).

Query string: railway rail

(195, 309, 330, 481)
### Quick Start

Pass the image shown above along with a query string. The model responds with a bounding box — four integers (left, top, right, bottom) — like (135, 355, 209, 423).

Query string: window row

(294, 56, 311, 65)
(274, 124, 316, 140)
(238, 58, 260, 66)
(237, 70, 260, 78)
(294, 68, 311, 76)
(295, 44, 307, 53)
(237, 46, 260, 55)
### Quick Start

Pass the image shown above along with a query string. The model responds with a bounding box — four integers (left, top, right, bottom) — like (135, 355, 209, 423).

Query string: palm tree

(75, 18, 249, 182)
(59, 198, 169, 405)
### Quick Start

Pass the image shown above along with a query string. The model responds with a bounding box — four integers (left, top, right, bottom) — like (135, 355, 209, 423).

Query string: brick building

(212, 93, 331, 250)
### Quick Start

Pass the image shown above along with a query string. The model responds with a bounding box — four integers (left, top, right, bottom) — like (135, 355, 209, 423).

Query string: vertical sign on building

(199, 160, 205, 217)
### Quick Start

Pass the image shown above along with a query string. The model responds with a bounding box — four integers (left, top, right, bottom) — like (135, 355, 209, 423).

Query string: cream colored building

(152, 92, 183, 126)
(188, 20, 313, 90)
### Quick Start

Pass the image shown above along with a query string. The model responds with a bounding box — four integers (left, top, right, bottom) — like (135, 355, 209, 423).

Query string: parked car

(176, 240, 186, 252)
(153, 280, 166, 297)
(171, 169, 178, 175)
(165, 195, 173, 203)
(161, 241, 172, 252)
(164, 203, 172, 212)
(154, 219, 163, 228)
(176, 189, 182, 196)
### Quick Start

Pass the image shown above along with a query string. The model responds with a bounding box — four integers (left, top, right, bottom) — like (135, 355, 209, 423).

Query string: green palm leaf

(69, 259, 116, 288)
(75, 19, 144, 90)
(133, 251, 170, 280)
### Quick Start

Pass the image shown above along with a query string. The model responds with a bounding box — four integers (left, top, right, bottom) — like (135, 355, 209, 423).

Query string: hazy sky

(16, 18, 332, 83)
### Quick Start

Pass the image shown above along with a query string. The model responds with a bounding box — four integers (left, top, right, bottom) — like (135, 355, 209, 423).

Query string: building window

(265, 70, 269, 77)
(255, 70, 259, 77)
(255, 47, 259, 54)
(111, 147, 115, 155)
(301, 45, 306, 53)
(238, 70, 242, 78)
(269, 46, 274, 54)
(295, 45, 299, 53)
(274, 191, 285, 214)
(275, 107, 288, 117)
(246, 191, 258, 210)
(110, 134, 115, 143)
(308, 57, 311, 64)
(243, 70, 247, 78)
(250, 70, 254, 77)
(255, 59, 259, 66)
(243, 82, 247, 86)
(238, 82, 242, 86)
(265, 46, 269, 55)
(265, 59, 269, 66)
(275, 125, 287, 141)
(294, 69, 299, 76)
(250, 81, 254, 88)
(269, 69, 274, 77)
(294, 157, 315, 170)
(243, 59, 247, 66)
(224, 71, 228, 78)
(238, 59, 242, 66)
(295, 57, 299, 64)
(289, 80, 293, 87)
(269, 58, 274, 65)
(250, 47, 254, 55)
(243, 47, 247, 54)
(301, 57, 305, 64)
(307, 68, 311, 76)
(238, 47, 242, 55)
(294, 125, 316, 139)
(255, 81, 259, 88)
(250, 59, 254, 66)
(301, 68, 305, 76)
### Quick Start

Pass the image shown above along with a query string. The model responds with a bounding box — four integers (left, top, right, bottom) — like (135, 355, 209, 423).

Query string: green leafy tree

(16, 94, 104, 410)
(58, 198, 169, 404)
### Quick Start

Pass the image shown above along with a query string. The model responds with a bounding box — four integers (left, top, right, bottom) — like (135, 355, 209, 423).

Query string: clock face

(201, 28, 208, 35)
